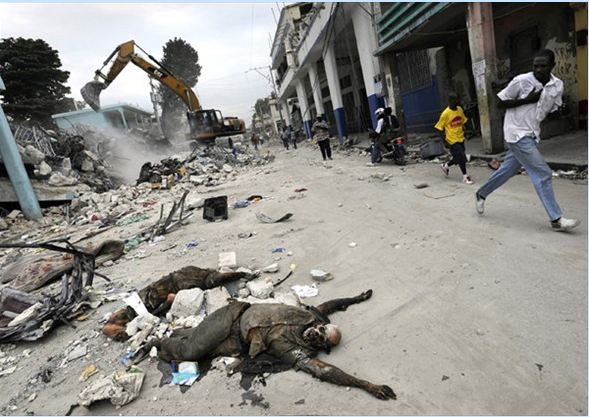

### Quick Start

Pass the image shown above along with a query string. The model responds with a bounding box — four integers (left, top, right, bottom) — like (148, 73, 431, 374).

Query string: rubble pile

(10, 122, 118, 192)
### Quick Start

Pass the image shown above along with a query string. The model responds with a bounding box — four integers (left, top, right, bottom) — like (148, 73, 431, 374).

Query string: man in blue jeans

(475, 49, 579, 232)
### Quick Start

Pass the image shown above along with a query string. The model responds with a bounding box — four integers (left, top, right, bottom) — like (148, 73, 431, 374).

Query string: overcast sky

(0, 3, 281, 123)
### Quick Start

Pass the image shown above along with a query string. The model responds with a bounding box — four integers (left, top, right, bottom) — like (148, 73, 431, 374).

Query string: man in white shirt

(475, 49, 579, 232)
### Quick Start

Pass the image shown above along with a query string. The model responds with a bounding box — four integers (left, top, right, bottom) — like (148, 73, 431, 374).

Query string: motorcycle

(367, 128, 407, 166)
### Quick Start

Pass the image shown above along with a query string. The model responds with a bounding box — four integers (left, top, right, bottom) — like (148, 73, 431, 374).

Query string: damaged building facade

(271, 3, 385, 142)
(271, 2, 588, 152)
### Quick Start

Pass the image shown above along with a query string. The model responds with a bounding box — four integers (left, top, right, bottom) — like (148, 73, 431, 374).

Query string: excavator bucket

(80, 81, 106, 112)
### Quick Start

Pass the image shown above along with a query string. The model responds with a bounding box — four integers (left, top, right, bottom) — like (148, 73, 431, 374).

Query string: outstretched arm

(294, 355, 396, 400)
(315, 289, 372, 316)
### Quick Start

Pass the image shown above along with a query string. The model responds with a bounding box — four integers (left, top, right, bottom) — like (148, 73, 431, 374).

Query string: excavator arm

(81, 40, 245, 143)
(81, 40, 200, 112)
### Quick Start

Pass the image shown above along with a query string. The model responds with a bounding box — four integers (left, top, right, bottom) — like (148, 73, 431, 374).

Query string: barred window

(396, 49, 431, 93)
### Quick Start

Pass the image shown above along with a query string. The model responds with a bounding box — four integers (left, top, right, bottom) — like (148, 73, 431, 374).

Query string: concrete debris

(218, 252, 237, 270)
(246, 278, 274, 299)
(262, 263, 280, 273)
(0, 217, 8, 231)
(204, 286, 231, 314)
(37, 161, 52, 176)
(310, 269, 333, 282)
(169, 288, 205, 318)
(24, 145, 45, 165)
(0, 366, 17, 377)
(66, 345, 88, 362)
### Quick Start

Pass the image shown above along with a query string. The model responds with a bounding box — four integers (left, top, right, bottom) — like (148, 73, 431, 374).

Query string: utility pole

(148, 77, 164, 137)
(246, 66, 285, 130)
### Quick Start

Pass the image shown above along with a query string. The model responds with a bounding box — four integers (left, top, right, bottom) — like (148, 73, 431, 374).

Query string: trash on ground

(246, 195, 264, 202)
(233, 200, 250, 209)
(78, 367, 145, 408)
(310, 269, 333, 282)
(294, 188, 308, 192)
(271, 247, 287, 253)
(79, 364, 99, 382)
(256, 212, 293, 223)
(170, 361, 199, 386)
(291, 283, 319, 298)
(262, 263, 280, 273)
(185, 240, 199, 249)
(348, 242, 358, 248)
(414, 183, 429, 189)
(0, 238, 113, 342)
(203, 196, 228, 222)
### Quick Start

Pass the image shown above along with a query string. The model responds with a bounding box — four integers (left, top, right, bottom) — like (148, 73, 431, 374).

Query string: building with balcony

(270, 2, 386, 142)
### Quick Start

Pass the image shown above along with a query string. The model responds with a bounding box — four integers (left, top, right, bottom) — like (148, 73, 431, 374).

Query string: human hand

(368, 384, 397, 400)
(524, 89, 542, 104)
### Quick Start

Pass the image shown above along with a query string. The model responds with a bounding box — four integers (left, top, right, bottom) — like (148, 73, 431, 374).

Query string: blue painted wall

(400, 75, 442, 132)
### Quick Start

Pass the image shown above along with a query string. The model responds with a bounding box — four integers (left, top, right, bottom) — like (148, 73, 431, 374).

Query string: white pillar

(323, 43, 347, 139)
(308, 63, 324, 117)
(295, 79, 313, 138)
(351, 3, 383, 128)
(281, 99, 292, 128)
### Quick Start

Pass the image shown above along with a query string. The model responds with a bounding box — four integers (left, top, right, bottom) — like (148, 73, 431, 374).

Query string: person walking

(312, 116, 332, 161)
(475, 49, 579, 232)
(250, 131, 260, 151)
(435, 92, 473, 184)
(280, 126, 290, 150)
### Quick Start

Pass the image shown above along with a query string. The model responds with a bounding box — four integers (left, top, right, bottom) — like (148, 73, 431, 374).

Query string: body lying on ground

(103, 266, 255, 340)
(137, 289, 396, 400)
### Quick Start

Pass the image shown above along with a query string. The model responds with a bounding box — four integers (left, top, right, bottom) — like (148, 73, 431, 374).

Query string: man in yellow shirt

(435, 92, 473, 184)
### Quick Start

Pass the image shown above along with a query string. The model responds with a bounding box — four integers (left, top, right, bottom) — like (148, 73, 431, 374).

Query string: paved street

(1, 142, 586, 415)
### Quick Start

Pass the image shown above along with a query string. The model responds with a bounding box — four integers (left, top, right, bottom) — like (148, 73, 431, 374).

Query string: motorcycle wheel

(394, 154, 406, 166)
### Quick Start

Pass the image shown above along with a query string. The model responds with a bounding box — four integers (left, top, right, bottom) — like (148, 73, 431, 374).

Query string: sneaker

(366, 162, 378, 167)
(551, 217, 580, 232)
(440, 163, 449, 177)
(463, 175, 474, 184)
(475, 192, 485, 214)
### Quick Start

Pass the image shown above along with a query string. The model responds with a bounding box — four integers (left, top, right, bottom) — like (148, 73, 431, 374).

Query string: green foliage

(158, 37, 202, 138)
(0, 37, 73, 123)
(254, 98, 270, 116)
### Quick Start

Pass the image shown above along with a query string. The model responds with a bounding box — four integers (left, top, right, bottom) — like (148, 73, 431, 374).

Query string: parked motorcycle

(368, 128, 407, 166)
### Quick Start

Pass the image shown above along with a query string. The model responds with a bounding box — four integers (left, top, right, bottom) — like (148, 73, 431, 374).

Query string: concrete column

(295, 79, 312, 138)
(386, 53, 407, 135)
(466, 2, 504, 153)
(0, 77, 42, 220)
(308, 63, 325, 119)
(351, 3, 384, 128)
(323, 43, 348, 140)
(281, 100, 292, 128)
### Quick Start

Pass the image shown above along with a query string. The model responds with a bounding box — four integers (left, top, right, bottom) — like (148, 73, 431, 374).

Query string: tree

(0, 37, 73, 123)
(254, 98, 270, 116)
(158, 38, 202, 139)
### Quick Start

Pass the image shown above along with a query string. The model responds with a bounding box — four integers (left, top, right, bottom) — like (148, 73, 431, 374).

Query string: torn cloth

(1, 240, 124, 293)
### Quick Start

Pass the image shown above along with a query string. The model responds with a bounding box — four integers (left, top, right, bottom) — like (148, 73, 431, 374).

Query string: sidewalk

(466, 129, 588, 169)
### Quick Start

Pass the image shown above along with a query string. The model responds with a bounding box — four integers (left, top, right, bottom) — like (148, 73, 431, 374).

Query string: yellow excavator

(81, 40, 245, 143)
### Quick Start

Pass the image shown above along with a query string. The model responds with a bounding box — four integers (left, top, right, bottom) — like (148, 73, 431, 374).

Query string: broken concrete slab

(204, 286, 231, 314)
(169, 288, 205, 318)
(246, 278, 274, 299)
(218, 252, 237, 269)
